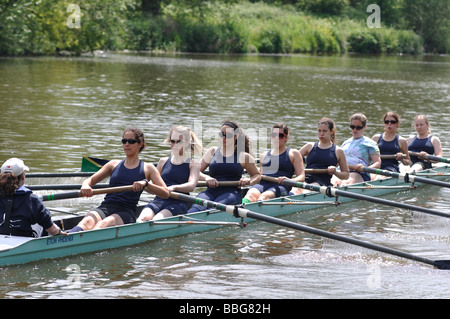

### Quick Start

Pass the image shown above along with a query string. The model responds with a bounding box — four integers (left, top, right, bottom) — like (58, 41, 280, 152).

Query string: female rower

(243, 123, 305, 202)
(68, 128, 169, 232)
(335, 113, 381, 186)
(291, 118, 348, 194)
(407, 114, 443, 172)
(0, 158, 67, 237)
(371, 111, 410, 175)
(187, 120, 260, 212)
(137, 126, 202, 221)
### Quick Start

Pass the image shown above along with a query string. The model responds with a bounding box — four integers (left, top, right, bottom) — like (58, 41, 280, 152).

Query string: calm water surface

(0, 52, 450, 300)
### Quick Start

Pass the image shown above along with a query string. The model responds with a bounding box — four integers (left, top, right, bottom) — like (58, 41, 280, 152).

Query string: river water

(0, 52, 450, 301)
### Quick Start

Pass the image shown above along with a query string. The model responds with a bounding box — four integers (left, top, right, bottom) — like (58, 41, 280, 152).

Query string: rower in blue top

(243, 123, 304, 203)
(371, 111, 410, 178)
(291, 118, 349, 194)
(138, 126, 202, 221)
(187, 120, 260, 213)
(407, 114, 443, 172)
(68, 128, 169, 232)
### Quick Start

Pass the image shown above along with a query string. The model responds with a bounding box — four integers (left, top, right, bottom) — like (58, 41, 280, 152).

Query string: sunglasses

(219, 131, 235, 139)
(170, 139, 183, 144)
(121, 138, 138, 144)
(271, 132, 287, 139)
(384, 120, 398, 125)
(350, 125, 364, 130)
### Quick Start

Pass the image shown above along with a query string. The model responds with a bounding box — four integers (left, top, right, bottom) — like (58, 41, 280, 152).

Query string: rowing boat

(1, 163, 450, 267)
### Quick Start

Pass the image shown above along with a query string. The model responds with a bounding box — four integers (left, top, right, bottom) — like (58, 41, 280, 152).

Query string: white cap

(1, 158, 30, 176)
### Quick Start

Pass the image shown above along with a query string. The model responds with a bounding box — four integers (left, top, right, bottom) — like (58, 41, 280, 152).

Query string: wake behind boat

(1, 162, 450, 267)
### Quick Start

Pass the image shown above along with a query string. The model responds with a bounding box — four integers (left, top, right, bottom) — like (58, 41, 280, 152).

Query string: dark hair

(124, 127, 146, 153)
(0, 172, 20, 196)
(383, 111, 400, 124)
(318, 117, 336, 143)
(221, 120, 252, 155)
(272, 123, 289, 136)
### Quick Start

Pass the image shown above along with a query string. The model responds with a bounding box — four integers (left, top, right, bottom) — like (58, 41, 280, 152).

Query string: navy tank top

(378, 134, 400, 170)
(160, 157, 191, 194)
(262, 148, 295, 178)
(306, 142, 337, 169)
(305, 142, 337, 185)
(209, 148, 243, 182)
(408, 136, 435, 165)
(103, 159, 145, 210)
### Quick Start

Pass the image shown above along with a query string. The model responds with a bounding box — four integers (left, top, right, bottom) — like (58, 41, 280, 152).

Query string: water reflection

(0, 53, 450, 298)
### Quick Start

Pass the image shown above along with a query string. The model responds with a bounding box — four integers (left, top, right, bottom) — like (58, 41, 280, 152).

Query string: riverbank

(0, 1, 438, 56)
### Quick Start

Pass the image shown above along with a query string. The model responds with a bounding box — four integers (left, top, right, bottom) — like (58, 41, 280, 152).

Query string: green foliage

(0, 0, 447, 55)
(0, 0, 134, 56)
(297, 0, 350, 15)
(403, 0, 449, 54)
(347, 28, 422, 54)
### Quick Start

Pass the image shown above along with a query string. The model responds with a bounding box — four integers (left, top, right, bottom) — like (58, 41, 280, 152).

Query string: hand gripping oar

(409, 152, 450, 164)
(261, 176, 450, 219)
(169, 192, 450, 269)
(39, 185, 135, 201)
(349, 165, 450, 189)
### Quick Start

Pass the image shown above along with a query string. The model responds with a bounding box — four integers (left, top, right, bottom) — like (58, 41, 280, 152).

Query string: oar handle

(380, 154, 407, 159)
(196, 181, 241, 187)
(305, 169, 329, 174)
(409, 151, 450, 163)
(27, 183, 110, 191)
(261, 176, 281, 183)
(348, 164, 362, 172)
(40, 185, 134, 201)
(27, 172, 95, 178)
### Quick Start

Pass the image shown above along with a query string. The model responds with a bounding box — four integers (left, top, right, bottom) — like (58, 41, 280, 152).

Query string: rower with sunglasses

(371, 111, 410, 175)
(187, 120, 260, 213)
(68, 128, 169, 232)
(137, 126, 202, 221)
(243, 123, 305, 203)
(335, 113, 381, 186)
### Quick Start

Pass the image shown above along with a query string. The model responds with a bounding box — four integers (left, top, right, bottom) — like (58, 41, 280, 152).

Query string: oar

(27, 172, 95, 178)
(261, 175, 450, 219)
(409, 152, 450, 164)
(27, 183, 110, 190)
(39, 185, 135, 201)
(349, 165, 450, 189)
(169, 191, 450, 269)
(380, 154, 407, 159)
(196, 181, 241, 187)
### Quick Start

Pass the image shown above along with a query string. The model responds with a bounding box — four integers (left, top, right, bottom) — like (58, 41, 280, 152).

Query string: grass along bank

(131, 2, 423, 55)
(0, 1, 424, 56)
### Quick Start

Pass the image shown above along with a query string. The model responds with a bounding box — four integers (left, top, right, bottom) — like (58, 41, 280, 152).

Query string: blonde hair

(414, 114, 431, 134)
(164, 125, 203, 159)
